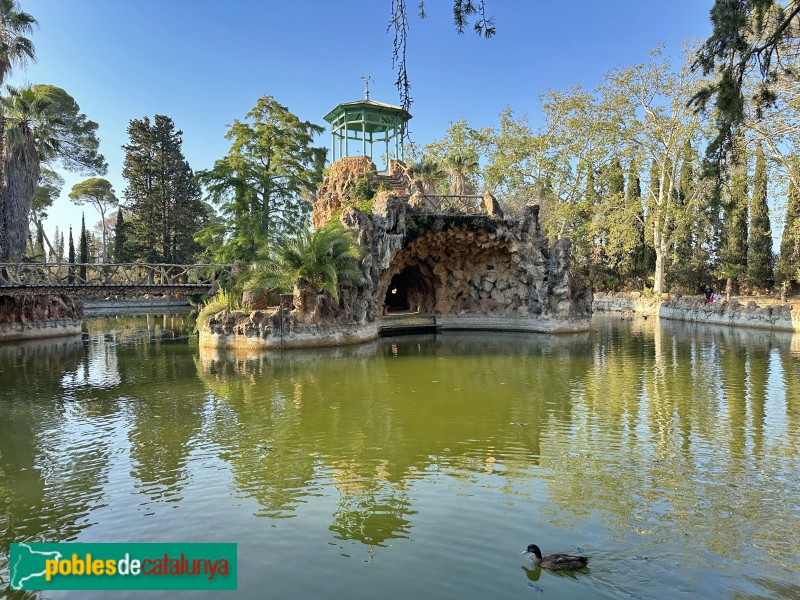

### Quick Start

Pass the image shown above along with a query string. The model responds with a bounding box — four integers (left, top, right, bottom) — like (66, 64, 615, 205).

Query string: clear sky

(12, 0, 714, 246)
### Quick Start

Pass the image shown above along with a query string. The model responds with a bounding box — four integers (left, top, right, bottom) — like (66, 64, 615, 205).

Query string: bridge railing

(409, 194, 485, 215)
(0, 263, 231, 288)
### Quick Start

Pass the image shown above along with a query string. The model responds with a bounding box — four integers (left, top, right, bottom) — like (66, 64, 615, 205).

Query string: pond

(1, 314, 799, 598)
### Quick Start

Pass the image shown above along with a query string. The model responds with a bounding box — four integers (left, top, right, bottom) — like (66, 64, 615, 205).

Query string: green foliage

(32, 168, 63, 218)
(747, 143, 773, 289)
(0, 0, 36, 85)
(26, 84, 107, 174)
(243, 222, 364, 302)
(196, 288, 241, 329)
(777, 156, 800, 282)
(405, 213, 496, 245)
(412, 120, 481, 195)
(1, 83, 105, 262)
(720, 133, 749, 270)
(67, 225, 75, 282)
(122, 115, 207, 263)
(692, 0, 799, 161)
(79, 213, 87, 280)
(408, 158, 444, 194)
(348, 174, 375, 202)
(112, 208, 133, 263)
(69, 177, 118, 261)
(195, 96, 326, 263)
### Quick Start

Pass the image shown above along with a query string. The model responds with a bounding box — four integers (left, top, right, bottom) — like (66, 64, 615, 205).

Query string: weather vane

(361, 75, 373, 100)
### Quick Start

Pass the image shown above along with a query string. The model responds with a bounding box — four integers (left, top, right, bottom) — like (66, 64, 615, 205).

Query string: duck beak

(521, 550, 529, 555)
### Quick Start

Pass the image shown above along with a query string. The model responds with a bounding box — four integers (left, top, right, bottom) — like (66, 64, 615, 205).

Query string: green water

(1, 314, 799, 598)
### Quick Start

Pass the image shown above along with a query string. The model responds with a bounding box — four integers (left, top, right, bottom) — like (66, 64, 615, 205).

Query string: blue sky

(13, 0, 714, 245)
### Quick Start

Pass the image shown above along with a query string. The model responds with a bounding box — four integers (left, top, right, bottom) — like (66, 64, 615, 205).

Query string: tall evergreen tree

(196, 96, 326, 262)
(720, 133, 749, 289)
(777, 156, 800, 283)
(747, 143, 774, 289)
(626, 162, 648, 281)
(674, 140, 695, 262)
(59, 230, 64, 262)
(79, 212, 88, 281)
(33, 225, 44, 262)
(67, 225, 75, 283)
(50, 225, 59, 262)
(112, 208, 131, 263)
(122, 115, 206, 263)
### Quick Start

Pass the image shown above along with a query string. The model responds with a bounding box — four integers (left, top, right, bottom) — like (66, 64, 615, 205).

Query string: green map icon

(9, 543, 63, 590)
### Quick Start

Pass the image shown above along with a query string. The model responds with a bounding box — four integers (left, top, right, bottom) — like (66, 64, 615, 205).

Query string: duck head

(521, 544, 543, 559)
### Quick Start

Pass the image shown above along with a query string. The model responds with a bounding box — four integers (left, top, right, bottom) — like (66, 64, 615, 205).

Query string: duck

(522, 544, 589, 571)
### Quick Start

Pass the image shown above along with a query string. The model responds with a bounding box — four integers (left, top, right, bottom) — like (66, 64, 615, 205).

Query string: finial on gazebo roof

(361, 75, 373, 100)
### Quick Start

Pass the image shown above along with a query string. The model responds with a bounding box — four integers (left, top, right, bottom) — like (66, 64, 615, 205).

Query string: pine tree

(747, 143, 773, 290)
(777, 156, 800, 283)
(79, 213, 88, 282)
(59, 231, 64, 263)
(67, 225, 76, 283)
(122, 115, 207, 264)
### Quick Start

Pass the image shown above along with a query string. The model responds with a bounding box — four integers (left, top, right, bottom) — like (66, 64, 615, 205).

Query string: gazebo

(324, 85, 411, 171)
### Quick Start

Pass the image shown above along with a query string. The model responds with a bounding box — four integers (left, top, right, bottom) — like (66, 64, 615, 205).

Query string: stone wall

(0, 294, 83, 342)
(592, 291, 661, 316)
(659, 297, 800, 332)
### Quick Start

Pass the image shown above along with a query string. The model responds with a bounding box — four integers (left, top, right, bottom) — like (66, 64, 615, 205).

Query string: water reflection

(0, 317, 799, 598)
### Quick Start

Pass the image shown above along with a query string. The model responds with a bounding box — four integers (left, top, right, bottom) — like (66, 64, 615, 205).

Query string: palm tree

(442, 149, 478, 196)
(2, 85, 59, 262)
(0, 0, 36, 262)
(244, 222, 365, 303)
(409, 158, 444, 194)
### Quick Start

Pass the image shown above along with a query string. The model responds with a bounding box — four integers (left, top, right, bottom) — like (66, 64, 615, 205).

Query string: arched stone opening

(377, 226, 535, 318)
(383, 265, 435, 314)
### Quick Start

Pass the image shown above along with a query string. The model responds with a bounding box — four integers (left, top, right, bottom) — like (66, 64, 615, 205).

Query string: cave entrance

(383, 265, 434, 314)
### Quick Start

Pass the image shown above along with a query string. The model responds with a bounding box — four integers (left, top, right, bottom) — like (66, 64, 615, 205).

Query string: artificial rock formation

(0, 294, 84, 342)
(201, 158, 592, 348)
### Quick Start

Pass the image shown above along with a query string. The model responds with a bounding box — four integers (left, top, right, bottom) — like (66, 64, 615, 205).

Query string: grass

(196, 288, 241, 330)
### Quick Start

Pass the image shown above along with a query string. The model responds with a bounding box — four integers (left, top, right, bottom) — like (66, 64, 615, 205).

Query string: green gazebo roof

(323, 99, 411, 133)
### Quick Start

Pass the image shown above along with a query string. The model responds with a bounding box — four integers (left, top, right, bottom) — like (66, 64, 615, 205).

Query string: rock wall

(310, 156, 377, 229)
(659, 297, 800, 331)
(593, 291, 661, 316)
(0, 294, 83, 342)
(200, 158, 592, 349)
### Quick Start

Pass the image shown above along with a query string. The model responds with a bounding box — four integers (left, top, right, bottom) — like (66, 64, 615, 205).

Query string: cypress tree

(747, 143, 773, 289)
(67, 226, 76, 283)
(34, 227, 45, 263)
(720, 133, 749, 291)
(79, 213, 88, 282)
(626, 161, 647, 281)
(112, 208, 129, 263)
(777, 156, 800, 283)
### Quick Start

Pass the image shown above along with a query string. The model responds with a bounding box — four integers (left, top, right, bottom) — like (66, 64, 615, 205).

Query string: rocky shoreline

(594, 291, 800, 332)
(0, 294, 83, 342)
